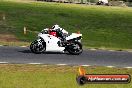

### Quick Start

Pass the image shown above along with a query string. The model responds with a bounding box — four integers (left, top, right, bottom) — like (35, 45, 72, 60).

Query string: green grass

(0, 41, 30, 46)
(0, 64, 132, 88)
(0, 1, 132, 49)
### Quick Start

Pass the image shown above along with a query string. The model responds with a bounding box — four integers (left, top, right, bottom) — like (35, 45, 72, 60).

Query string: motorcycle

(30, 28, 83, 55)
(96, 1, 109, 6)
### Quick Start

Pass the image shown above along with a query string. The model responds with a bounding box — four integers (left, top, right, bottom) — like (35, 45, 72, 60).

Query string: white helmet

(52, 24, 60, 30)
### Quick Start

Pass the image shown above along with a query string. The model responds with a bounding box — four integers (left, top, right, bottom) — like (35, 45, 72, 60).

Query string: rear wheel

(67, 41, 83, 55)
(30, 39, 46, 54)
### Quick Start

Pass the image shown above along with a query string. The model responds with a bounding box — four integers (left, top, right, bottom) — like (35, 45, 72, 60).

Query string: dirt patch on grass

(0, 34, 19, 42)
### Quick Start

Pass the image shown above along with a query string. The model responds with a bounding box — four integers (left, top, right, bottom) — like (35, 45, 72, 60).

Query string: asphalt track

(0, 46, 132, 67)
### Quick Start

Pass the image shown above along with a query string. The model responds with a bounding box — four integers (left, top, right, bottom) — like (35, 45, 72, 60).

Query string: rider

(50, 24, 68, 42)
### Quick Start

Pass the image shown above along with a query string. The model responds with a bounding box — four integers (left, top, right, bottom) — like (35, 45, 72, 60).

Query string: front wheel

(30, 39, 45, 54)
(67, 42, 83, 55)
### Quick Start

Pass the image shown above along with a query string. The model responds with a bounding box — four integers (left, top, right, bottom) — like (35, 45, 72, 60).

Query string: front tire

(67, 41, 83, 55)
(30, 39, 46, 54)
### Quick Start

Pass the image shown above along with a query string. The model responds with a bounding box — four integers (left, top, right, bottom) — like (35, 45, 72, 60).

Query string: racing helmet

(52, 24, 60, 30)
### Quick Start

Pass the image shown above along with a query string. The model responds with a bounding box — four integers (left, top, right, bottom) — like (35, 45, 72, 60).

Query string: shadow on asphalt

(18, 50, 32, 53)
(18, 50, 70, 55)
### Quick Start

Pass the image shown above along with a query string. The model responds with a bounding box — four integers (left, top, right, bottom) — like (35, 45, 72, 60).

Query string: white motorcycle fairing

(38, 33, 65, 52)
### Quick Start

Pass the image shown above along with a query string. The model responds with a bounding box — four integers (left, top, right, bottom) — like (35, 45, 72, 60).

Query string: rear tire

(67, 41, 83, 55)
